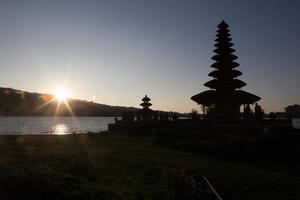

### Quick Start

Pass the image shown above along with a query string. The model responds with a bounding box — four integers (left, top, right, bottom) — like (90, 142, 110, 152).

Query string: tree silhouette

(242, 104, 252, 121)
(254, 103, 264, 120)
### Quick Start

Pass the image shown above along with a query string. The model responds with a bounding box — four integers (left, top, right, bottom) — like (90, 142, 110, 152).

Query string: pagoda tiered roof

(191, 90, 260, 106)
(191, 21, 260, 109)
(208, 70, 242, 79)
(140, 102, 152, 107)
(140, 95, 152, 109)
(142, 95, 151, 102)
(204, 79, 246, 90)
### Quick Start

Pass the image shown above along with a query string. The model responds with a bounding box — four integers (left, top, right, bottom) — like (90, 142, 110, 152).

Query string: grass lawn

(0, 133, 299, 200)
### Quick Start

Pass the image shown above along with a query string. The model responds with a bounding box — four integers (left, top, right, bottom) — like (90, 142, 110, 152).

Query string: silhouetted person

(153, 111, 159, 121)
(269, 112, 277, 121)
(172, 112, 178, 121)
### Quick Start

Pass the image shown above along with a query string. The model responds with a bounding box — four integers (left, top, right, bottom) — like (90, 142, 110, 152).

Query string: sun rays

(53, 86, 75, 117)
(34, 79, 76, 118)
(55, 87, 70, 102)
(30, 67, 85, 135)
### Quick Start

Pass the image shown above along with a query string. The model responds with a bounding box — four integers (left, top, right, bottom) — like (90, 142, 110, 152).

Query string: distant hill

(0, 87, 138, 116)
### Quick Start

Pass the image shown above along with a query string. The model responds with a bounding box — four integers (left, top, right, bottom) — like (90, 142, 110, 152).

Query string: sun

(55, 88, 70, 101)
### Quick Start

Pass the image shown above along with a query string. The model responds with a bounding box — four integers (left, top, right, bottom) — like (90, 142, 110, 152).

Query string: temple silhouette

(109, 21, 293, 135)
(137, 95, 154, 121)
(191, 21, 260, 121)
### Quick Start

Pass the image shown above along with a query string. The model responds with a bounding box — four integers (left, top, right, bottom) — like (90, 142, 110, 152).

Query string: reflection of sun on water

(52, 124, 70, 135)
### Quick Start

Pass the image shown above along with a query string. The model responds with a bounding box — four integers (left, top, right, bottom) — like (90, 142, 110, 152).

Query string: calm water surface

(293, 118, 300, 129)
(0, 117, 299, 135)
(0, 117, 117, 135)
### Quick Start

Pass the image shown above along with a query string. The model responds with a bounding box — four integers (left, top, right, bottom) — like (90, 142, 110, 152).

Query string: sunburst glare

(33, 67, 80, 119)
(55, 87, 70, 102)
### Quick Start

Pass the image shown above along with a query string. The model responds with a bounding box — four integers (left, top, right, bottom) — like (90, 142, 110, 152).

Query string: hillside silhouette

(0, 87, 138, 116)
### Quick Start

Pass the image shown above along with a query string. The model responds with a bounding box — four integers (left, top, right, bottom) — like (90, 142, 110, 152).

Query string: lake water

(293, 118, 300, 129)
(0, 117, 117, 135)
(0, 117, 299, 135)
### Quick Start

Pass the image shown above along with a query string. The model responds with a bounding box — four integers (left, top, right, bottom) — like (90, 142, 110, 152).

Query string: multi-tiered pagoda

(191, 21, 260, 121)
(139, 95, 154, 121)
(140, 95, 152, 109)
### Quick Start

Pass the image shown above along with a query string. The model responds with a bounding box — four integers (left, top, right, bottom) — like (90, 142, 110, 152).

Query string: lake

(0, 117, 117, 135)
(293, 118, 300, 129)
(0, 117, 299, 135)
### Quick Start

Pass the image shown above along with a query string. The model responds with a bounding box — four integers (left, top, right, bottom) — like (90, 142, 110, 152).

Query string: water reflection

(52, 124, 70, 135)
(0, 117, 121, 135)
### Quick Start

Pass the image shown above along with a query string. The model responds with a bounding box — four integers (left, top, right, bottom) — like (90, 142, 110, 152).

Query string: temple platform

(108, 118, 294, 137)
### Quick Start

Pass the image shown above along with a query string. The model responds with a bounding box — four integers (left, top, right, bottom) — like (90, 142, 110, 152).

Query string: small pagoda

(191, 21, 261, 121)
(140, 95, 152, 109)
(138, 95, 154, 121)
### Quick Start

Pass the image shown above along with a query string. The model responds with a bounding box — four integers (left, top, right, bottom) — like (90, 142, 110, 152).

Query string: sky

(0, 0, 299, 113)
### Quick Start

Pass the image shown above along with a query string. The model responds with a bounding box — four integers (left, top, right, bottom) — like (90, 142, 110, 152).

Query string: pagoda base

(206, 103, 241, 122)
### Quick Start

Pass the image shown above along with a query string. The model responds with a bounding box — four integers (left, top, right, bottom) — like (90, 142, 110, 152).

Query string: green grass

(0, 134, 299, 200)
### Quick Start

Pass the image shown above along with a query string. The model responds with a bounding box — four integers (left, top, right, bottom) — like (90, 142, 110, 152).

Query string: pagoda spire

(206, 20, 245, 91)
(191, 21, 260, 121)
